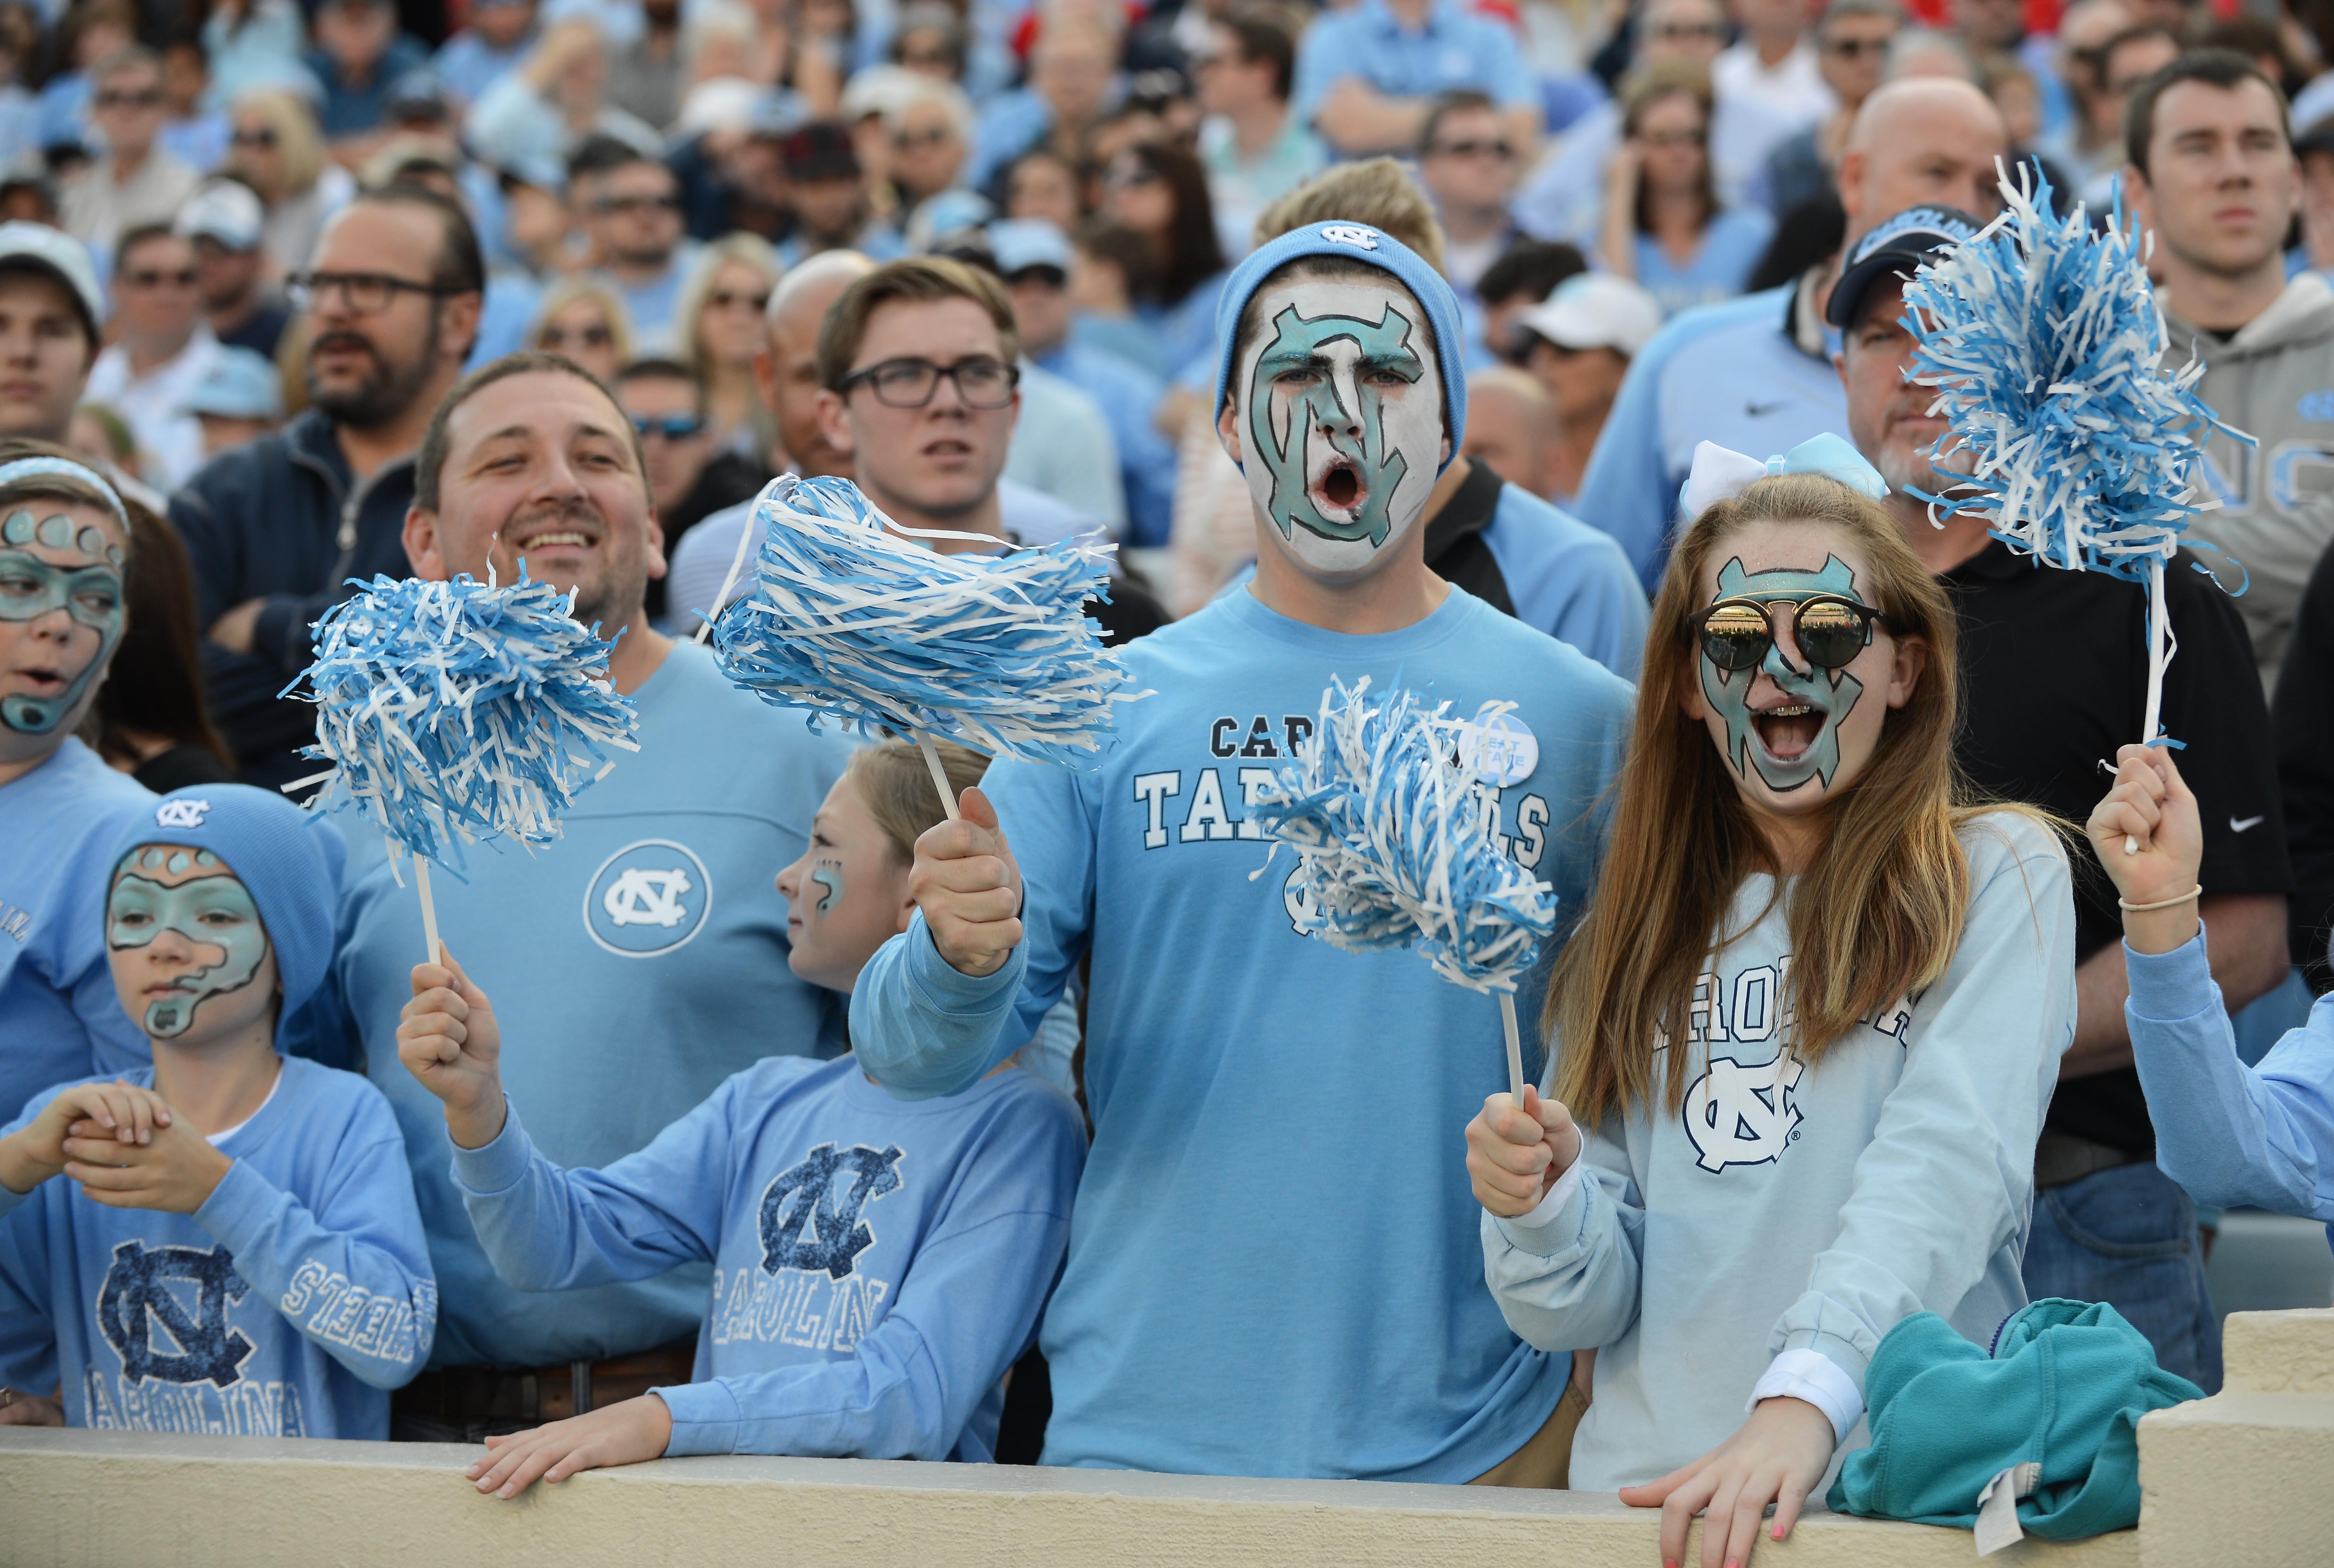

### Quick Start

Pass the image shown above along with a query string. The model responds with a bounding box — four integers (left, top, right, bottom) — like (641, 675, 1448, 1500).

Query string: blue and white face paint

(0, 503, 126, 743)
(1234, 276, 1446, 577)
(106, 846, 276, 1041)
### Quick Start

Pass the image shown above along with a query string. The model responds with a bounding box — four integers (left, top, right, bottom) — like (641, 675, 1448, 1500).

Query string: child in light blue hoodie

(1467, 465, 2075, 1568)
(397, 739, 1083, 1497)
(0, 785, 435, 1438)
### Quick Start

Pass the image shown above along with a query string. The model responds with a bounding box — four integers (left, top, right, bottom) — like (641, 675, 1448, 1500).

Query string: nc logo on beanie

(1318, 224, 1380, 250)
(155, 798, 212, 829)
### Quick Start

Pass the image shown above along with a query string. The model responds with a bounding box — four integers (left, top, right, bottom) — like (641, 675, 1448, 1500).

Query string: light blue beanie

(1210, 220, 1469, 472)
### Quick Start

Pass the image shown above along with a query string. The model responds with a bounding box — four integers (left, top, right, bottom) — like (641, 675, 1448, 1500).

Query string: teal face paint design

(1245, 301, 1427, 552)
(0, 531, 126, 736)
(1698, 555, 1867, 794)
(810, 862, 842, 914)
(106, 859, 271, 1039)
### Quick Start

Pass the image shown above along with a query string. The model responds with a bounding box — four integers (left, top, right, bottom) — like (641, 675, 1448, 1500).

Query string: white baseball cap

(1512, 272, 1663, 358)
(175, 180, 267, 252)
(0, 222, 104, 340)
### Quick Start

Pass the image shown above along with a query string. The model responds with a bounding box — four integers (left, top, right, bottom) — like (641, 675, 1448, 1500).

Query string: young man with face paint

(852, 224, 1635, 1483)
(0, 785, 435, 1437)
(0, 444, 159, 1125)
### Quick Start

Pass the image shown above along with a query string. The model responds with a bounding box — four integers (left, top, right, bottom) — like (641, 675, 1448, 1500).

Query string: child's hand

(2088, 744, 2204, 953)
(1621, 1395, 1836, 1568)
(60, 1114, 232, 1215)
(910, 785, 1025, 978)
(0, 1387, 64, 1426)
(1465, 1084, 1583, 1218)
(397, 948, 508, 1150)
(464, 1394, 675, 1497)
(0, 1080, 174, 1195)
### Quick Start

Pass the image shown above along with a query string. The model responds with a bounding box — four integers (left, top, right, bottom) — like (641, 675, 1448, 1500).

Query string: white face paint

(1231, 275, 1446, 578)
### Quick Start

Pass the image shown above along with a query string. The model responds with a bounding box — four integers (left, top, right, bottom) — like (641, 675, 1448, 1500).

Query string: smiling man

(289, 352, 853, 1443)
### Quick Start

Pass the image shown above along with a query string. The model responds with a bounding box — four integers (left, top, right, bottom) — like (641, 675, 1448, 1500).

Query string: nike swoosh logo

(1745, 399, 1788, 417)
(2232, 816, 2265, 832)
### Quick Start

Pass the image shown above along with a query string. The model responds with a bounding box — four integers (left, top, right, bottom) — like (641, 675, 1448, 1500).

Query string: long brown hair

(1547, 473, 2006, 1125)
(96, 502, 232, 771)
(1621, 61, 1717, 237)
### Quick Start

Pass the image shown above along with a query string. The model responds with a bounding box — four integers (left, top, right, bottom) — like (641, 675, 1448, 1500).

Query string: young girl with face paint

(0, 442, 162, 1124)
(1465, 469, 2076, 1566)
(392, 738, 1083, 1495)
(0, 785, 436, 1437)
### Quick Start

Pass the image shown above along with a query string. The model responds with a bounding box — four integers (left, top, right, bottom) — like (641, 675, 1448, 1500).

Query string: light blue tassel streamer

(706, 473, 1138, 765)
(1247, 677, 1556, 996)
(289, 569, 640, 873)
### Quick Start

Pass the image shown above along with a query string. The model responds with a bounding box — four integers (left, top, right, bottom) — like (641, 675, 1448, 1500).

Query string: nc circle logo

(583, 839, 713, 957)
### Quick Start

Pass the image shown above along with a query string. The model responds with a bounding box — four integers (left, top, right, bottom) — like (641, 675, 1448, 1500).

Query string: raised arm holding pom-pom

(397, 951, 508, 1151)
(909, 786, 1025, 979)
(2088, 744, 2205, 954)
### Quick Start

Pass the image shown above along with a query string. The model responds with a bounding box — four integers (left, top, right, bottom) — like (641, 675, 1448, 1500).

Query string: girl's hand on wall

(1622, 1395, 1835, 1568)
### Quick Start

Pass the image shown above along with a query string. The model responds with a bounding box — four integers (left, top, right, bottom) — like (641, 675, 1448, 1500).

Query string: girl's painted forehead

(112, 843, 238, 888)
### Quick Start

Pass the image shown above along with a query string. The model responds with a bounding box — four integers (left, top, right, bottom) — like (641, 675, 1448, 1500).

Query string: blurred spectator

(61, 47, 199, 256)
(86, 223, 220, 487)
(436, 0, 538, 109)
(1416, 89, 1525, 301)
(305, 0, 432, 145)
(775, 120, 902, 265)
(1192, 3, 1320, 255)
(0, 169, 54, 226)
(174, 184, 484, 788)
(574, 134, 696, 351)
(1461, 365, 1564, 501)
(1511, 271, 1661, 502)
(184, 343, 285, 458)
(605, 0, 683, 130)
(883, 76, 982, 249)
(2074, 24, 2181, 203)
(157, 35, 228, 173)
(525, 275, 633, 385)
(1514, 0, 1726, 243)
(201, 0, 312, 110)
(176, 179, 291, 360)
(2037, 11, 2167, 202)
(1100, 139, 1227, 376)
(469, 20, 659, 177)
(0, 220, 104, 445)
(1885, 26, 1978, 80)
(1067, 216, 1167, 377)
(33, 0, 135, 157)
(994, 216, 1174, 545)
(614, 356, 765, 623)
(227, 89, 359, 279)
(970, 17, 1121, 191)
(1290, 0, 1537, 159)
(493, 157, 572, 275)
(1599, 64, 1776, 317)
(1474, 236, 1587, 365)
(2300, 115, 2334, 274)
(66, 401, 135, 472)
(1763, 0, 1902, 220)
(1003, 144, 1082, 229)
(93, 503, 238, 794)
(1710, 0, 1836, 206)
(675, 230, 780, 458)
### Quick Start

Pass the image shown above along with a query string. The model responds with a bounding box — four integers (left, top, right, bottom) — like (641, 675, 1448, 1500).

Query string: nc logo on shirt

(154, 798, 210, 829)
(1681, 1052, 1804, 1174)
(95, 1240, 255, 1387)
(582, 839, 712, 957)
(758, 1142, 905, 1281)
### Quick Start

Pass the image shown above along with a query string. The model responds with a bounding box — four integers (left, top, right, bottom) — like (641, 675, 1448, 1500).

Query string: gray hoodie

(2162, 272, 2334, 692)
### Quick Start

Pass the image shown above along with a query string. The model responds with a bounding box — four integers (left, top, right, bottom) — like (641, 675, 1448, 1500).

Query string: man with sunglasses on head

(59, 48, 198, 258)
(84, 225, 221, 489)
(170, 184, 484, 791)
(612, 357, 765, 626)
(1833, 206, 2289, 1393)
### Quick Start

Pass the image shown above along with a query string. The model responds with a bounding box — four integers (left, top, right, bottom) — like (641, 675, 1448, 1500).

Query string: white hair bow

(1676, 434, 1890, 519)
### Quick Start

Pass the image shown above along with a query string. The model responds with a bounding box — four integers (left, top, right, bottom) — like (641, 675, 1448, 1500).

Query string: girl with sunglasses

(1465, 457, 2075, 1567)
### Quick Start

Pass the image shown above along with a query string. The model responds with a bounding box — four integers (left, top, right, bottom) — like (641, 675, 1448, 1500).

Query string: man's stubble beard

(307, 300, 443, 430)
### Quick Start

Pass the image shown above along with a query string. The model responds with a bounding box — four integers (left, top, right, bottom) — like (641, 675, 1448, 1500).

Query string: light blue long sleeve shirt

(2127, 930, 2334, 1253)
(851, 583, 1634, 1481)
(0, 1057, 435, 1438)
(451, 1056, 1083, 1461)
(1483, 812, 2074, 1491)
(1483, 483, 1651, 680)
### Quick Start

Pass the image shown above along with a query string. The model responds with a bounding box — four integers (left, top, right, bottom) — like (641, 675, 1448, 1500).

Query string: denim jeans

(2023, 1161, 2221, 1392)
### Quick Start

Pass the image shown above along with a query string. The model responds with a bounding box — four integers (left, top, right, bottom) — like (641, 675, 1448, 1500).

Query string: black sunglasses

(630, 411, 705, 441)
(1697, 594, 1885, 672)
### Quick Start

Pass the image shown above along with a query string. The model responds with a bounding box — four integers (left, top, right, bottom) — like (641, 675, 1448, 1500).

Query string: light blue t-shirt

(1291, 0, 1536, 130)
(598, 242, 700, 356)
(852, 583, 1634, 1481)
(298, 640, 855, 1368)
(1483, 483, 1652, 680)
(435, 29, 531, 107)
(1573, 281, 1847, 591)
(0, 739, 154, 1124)
(451, 1055, 1084, 1461)
(1627, 207, 1778, 319)
(0, 1056, 435, 1439)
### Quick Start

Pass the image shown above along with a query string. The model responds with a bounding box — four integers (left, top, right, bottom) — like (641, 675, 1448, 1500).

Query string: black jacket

(170, 409, 418, 790)
(2275, 540, 2334, 992)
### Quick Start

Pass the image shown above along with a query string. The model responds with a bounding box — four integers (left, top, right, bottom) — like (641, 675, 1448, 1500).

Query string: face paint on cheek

(106, 856, 271, 1039)
(810, 860, 842, 915)
(1699, 556, 1866, 794)
(0, 524, 127, 737)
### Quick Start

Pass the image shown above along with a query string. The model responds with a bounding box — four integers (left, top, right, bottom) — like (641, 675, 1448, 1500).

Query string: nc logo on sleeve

(96, 1241, 255, 1387)
(758, 1143, 905, 1282)
(1681, 1051, 1804, 1174)
(583, 839, 712, 957)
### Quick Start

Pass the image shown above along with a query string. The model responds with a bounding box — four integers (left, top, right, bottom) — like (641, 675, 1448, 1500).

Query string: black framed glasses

(1429, 138, 1516, 160)
(288, 269, 468, 314)
(1697, 595, 1885, 672)
(839, 356, 1018, 409)
(593, 193, 682, 216)
(629, 412, 706, 441)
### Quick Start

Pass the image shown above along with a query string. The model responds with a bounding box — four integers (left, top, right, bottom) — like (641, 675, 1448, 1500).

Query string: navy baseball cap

(1825, 205, 1984, 331)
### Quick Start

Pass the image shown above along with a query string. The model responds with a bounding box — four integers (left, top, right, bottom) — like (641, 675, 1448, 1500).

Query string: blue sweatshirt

(851, 583, 1635, 1481)
(291, 640, 855, 1368)
(2127, 930, 2334, 1253)
(0, 739, 154, 1123)
(1482, 812, 2074, 1491)
(0, 1056, 434, 1438)
(451, 1056, 1083, 1460)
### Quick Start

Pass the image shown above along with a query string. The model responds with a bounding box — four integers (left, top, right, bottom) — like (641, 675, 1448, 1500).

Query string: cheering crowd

(5, 0, 2334, 1556)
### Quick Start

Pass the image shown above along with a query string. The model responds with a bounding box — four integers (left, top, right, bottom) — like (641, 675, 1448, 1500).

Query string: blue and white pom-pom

(1899, 164, 2248, 584)
(291, 569, 640, 871)
(706, 473, 1136, 770)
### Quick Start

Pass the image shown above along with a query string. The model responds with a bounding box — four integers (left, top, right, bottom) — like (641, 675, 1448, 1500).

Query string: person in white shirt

(83, 227, 223, 489)
(1709, 0, 1837, 206)
(61, 49, 202, 263)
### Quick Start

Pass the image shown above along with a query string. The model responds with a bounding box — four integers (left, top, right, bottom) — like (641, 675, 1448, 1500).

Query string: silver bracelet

(2119, 884, 2203, 912)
